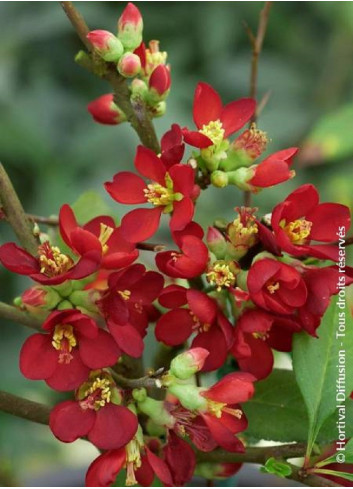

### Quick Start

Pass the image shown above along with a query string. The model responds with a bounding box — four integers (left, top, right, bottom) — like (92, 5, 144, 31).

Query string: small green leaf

(261, 457, 292, 478)
(314, 469, 353, 483)
(293, 300, 353, 456)
(316, 438, 353, 467)
(71, 190, 116, 224)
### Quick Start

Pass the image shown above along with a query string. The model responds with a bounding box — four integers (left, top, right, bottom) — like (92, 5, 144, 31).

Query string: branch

(60, 1, 160, 153)
(344, 236, 353, 247)
(0, 391, 50, 425)
(243, 2, 272, 207)
(0, 301, 42, 331)
(112, 371, 162, 389)
(0, 164, 39, 255)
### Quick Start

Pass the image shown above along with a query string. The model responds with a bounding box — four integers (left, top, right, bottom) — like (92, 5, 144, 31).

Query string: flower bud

(226, 207, 259, 260)
(167, 382, 207, 411)
(86, 30, 124, 62)
(227, 167, 254, 191)
(232, 124, 268, 162)
(117, 2, 143, 51)
(21, 286, 61, 312)
(210, 170, 228, 188)
(117, 52, 141, 78)
(170, 348, 209, 380)
(132, 389, 175, 428)
(57, 299, 73, 310)
(206, 227, 227, 259)
(149, 101, 167, 118)
(87, 94, 126, 125)
(69, 290, 100, 314)
(130, 78, 148, 97)
(148, 65, 171, 102)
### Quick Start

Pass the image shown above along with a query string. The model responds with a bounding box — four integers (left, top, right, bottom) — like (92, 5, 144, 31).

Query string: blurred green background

(1, 1, 353, 486)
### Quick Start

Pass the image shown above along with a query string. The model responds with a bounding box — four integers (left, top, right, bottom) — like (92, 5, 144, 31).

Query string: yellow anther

(234, 123, 268, 159)
(206, 262, 236, 291)
(199, 120, 225, 146)
(98, 223, 114, 253)
(144, 183, 173, 207)
(145, 40, 167, 75)
(282, 219, 312, 245)
(267, 281, 280, 294)
(84, 377, 112, 410)
(207, 399, 242, 419)
(38, 242, 73, 277)
(252, 331, 269, 341)
(52, 324, 77, 352)
(118, 289, 131, 301)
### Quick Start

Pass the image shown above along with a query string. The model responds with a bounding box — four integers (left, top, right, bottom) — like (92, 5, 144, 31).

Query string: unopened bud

(69, 290, 100, 313)
(211, 170, 229, 188)
(57, 300, 73, 310)
(132, 389, 175, 428)
(170, 348, 209, 380)
(167, 382, 207, 411)
(118, 2, 143, 51)
(87, 94, 126, 125)
(206, 227, 227, 259)
(21, 286, 61, 312)
(87, 30, 124, 62)
(148, 65, 171, 102)
(150, 101, 167, 118)
(130, 78, 148, 97)
(117, 52, 141, 77)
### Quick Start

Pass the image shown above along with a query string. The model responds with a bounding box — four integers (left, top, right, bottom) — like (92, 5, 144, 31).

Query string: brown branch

(243, 2, 272, 208)
(0, 391, 50, 425)
(60, 1, 160, 153)
(0, 301, 42, 331)
(111, 371, 162, 389)
(0, 164, 39, 255)
(344, 236, 353, 247)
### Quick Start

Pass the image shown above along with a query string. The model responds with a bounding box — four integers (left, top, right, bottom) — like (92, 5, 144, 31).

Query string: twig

(60, 1, 160, 153)
(243, 2, 272, 208)
(0, 391, 50, 425)
(111, 371, 162, 389)
(0, 301, 42, 331)
(256, 89, 272, 119)
(344, 236, 353, 247)
(0, 164, 39, 255)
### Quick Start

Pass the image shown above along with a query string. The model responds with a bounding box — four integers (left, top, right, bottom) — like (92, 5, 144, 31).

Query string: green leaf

(293, 300, 353, 455)
(71, 190, 116, 224)
(301, 103, 353, 164)
(243, 369, 353, 443)
(316, 438, 353, 467)
(314, 469, 353, 483)
(261, 457, 292, 478)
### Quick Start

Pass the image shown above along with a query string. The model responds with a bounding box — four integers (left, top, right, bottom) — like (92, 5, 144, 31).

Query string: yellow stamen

(199, 120, 225, 146)
(207, 400, 242, 420)
(206, 262, 236, 291)
(52, 324, 77, 352)
(125, 439, 142, 486)
(267, 281, 280, 294)
(84, 377, 112, 410)
(118, 289, 131, 301)
(252, 331, 269, 341)
(38, 242, 73, 277)
(98, 223, 114, 254)
(282, 219, 312, 245)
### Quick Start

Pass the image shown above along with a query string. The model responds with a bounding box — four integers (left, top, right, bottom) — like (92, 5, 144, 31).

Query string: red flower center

(266, 281, 280, 294)
(282, 218, 312, 245)
(190, 312, 211, 333)
(79, 377, 113, 411)
(52, 324, 77, 364)
(38, 242, 73, 277)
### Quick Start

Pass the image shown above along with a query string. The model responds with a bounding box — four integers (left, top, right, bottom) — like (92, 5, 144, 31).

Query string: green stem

(0, 164, 39, 255)
(0, 301, 42, 331)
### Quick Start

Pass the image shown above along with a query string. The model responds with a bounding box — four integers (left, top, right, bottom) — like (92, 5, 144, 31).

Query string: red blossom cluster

(0, 2, 352, 487)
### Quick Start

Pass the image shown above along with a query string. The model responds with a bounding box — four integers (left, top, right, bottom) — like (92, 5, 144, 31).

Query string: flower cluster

(0, 2, 352, 487)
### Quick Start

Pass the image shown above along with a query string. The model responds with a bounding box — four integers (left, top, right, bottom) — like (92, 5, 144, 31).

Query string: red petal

(273, 184, 319, 225)
(86, 449, 126, 487)
(164, 432, 195, 486)
(134, 145, 166, 185)
(130, 271, 164, 304)
(84, 215, 115, 236)
(158, 284, 187, 308)
(170, 197, 194, 232)
(146, 448, 174, 486)
(249, 160, 292, 188)
(204, 372, 255, 404)
(193, 82, 222, 129)
(121, 207, 162, 243)
(0, 242, 39, 275)
(59, 204, 78, 248)
(79, 330, 121, 369)
(192, 329, 227, 372)
(182, 129, 213, 149)
(187, 289, 217, 324)
(67, 250, 102, 280)
(237, 335, 274, 380)
(108, 322, 144, 358)
(105, 172, 146, 204)
(155, 309, 193, 345)
(20, 334, 57, 380)
(46, 349, 90, 392)
(69, 228, 102, 256)
(169, 164, 195, 196)
(50, 400, 95, 442)
(201, 413, 245, 453)
(220, 98, 256, 137)
(307, 203, 350, 242)
(135, 456, 155, 487)
(88, 404, 138, 450)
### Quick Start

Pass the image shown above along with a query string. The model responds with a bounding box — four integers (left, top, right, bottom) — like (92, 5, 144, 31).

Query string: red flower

(86, 432, 195, 487)
(247, 258, 308, 315)
(156, 285, 233, 371)
(198, 372, 255, 452)
(0, 236, 101, 286)
(87, 94, 126, 125)
(105, 145, 196, 242)
(248, 148, 298, 189)
(231, 308, 301, 380)
(59, 204, 138, 269)
(20, 309, 120, 391)
(149, 64, 171, 98)
(98, 264, 164, 357)
(182, 82, 255, 149)
(86, 30, 123, 62)
(49, 371, 138, 450)
(156, 222, 209, 279)
(271, 184, 351, 261)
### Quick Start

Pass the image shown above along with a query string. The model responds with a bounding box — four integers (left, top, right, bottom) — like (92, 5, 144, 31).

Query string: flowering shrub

(0, 2, 352, 487)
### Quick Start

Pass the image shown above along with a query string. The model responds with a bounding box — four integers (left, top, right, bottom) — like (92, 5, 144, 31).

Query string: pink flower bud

(170, 347, 209, 380)
(118, 3, 143, 51)
(86, 30, 123, 62)
(117, 52, 141, 78)
(149, 64, 171, 99)
(206, 226, 227, 258)
(21, 286, 61, 311)
(87, 94, 126, 125)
